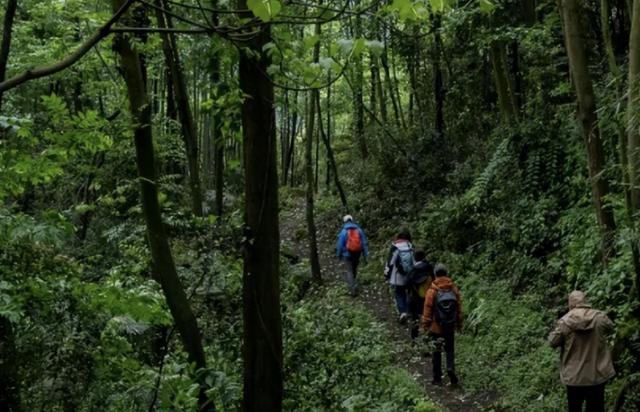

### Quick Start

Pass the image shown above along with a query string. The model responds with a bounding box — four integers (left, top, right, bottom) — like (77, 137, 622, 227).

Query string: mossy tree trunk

(155, 0, 204, 216)
(237, 0, 283, 409)
(0, 0, 17, 112)
(627, 0, 640, 296)
(305, 19, 322, 286)
(561, 0, 617, 260)
(111, 2, 212, 409)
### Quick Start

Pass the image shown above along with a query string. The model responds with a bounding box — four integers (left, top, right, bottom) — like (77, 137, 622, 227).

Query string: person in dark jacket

(335, 215, 369, 296)
(548, 290, 615, 412)
(422, 264, 462, 386)
(407, 250, 433, 340)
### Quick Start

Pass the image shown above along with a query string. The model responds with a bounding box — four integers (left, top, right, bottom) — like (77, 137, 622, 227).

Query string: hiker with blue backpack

(422, 263, 462, 386)
(384, 230, 414, 323)
(336, 215, 369, 296)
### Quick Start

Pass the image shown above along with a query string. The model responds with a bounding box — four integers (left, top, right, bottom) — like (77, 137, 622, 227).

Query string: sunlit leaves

(0, 94, 113, 200)
(387, 0, 494, 20)
(247, 0, 282, 22)
(430, 0, 450, 13)
(478, 0, 495, 14)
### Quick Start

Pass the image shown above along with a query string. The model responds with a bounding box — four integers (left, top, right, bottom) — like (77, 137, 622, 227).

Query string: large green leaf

(478, 0, 495, 13)
(247, 0, 282, 22)
(430, 0, 450, 13)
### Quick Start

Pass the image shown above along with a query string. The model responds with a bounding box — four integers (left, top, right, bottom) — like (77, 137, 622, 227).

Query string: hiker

(335, 215, 369, 296)
(548, 290, 615, 412)
(421, 263, 462, 386)
(407, 250, 434, 340)
(384, 230, 414, 323)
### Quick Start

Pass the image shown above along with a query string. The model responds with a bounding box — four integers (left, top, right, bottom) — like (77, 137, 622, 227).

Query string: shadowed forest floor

(280, 196, 496, 411)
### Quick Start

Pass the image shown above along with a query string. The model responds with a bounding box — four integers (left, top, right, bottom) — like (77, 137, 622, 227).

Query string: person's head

(434, 263, 448, 277)
(568, 290, 588, 309)
(396, 228, 412, 242)
(414, 250, 426, 261)
(343, 215, 353, 223)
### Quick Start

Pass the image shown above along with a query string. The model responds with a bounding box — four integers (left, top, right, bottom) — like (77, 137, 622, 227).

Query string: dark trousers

(394, 285, 409, 314)
(408, 294, 424, 339)
(567, 383, 605, 412)
(343, 252, 361, 295)
(431, 329, 455, 380)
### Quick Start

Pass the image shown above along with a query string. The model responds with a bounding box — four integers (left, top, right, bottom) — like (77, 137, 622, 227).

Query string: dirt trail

(280, 198, 495, 411)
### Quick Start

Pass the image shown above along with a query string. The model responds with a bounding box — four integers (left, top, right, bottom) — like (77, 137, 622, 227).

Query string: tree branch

(139, 0, 213, 30)
(0, 0, 138, 93)
(111, 26, 211, 34)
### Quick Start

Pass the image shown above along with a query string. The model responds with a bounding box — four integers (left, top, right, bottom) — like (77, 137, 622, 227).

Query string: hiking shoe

(431, 378, 443, 386)
(398, 313, 409, 324)
(448, 371, 459, 386)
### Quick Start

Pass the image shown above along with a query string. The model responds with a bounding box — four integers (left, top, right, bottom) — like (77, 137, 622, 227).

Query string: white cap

(343, 215, 353, 223)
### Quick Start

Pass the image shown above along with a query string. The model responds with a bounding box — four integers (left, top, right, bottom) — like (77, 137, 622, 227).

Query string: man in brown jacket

(548, 290, 615, 412)
(421, 264, 462, 386)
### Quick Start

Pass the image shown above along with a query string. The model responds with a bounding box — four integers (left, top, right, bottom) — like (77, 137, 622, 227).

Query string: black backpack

(435, 288, 458, 325)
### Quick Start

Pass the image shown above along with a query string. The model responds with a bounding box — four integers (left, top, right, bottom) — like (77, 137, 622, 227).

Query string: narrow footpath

(280, 197, 495, 412)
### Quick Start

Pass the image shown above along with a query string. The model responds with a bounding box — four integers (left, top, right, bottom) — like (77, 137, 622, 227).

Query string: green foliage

(283, 287, 439, 411)
(456, 274, 565, 410)
(247, 0, 282, 22)
(0, 94, 112, 200)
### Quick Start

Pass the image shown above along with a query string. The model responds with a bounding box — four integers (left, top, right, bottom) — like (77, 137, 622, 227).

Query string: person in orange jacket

(421, 263, 462, 385)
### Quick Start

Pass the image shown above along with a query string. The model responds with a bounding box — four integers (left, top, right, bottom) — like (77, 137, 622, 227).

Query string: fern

(464, 137, 512, 206)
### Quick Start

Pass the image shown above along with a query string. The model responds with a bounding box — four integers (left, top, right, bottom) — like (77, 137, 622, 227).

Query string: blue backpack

(395, 247, 414, 276)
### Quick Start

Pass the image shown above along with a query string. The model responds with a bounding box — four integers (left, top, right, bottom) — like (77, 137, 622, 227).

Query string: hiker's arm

(548, 319, 567, 348)
(336, 229, 348, 257)
(360, 229, 369, 257)
(383, 246, 396, 278)
(421, 290, 434, 330)
(456, 287, 463, 331)
(600, 312, 614, 333)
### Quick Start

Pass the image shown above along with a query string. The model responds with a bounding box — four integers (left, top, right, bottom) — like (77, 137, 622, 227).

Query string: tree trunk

(382, 40, 402, 128)
(305, 20, 322, 284)
(351, 2, 368, 159)
(370, 56, 378, 115)
(0, 0, 17, 112)
(325, 84, 332, 188)
(283, 92, 298, 186)
(0, 316, 20, 412)
(627, 0, 640, 296)
(314, 125, 320, 193)
(166, 66, 177, 122)
(374, 56, 387, 124)
(237, 0, 283, 409)
(601, 0, 633, 221)
(110, 2, 212, 410)
(601, 0, 622, 79)
(490, 41, 518, 123)
(433, 14, 445, 138)
(353, 57, 368, 159)
(317, 92, 348, 209)
(390, 44, 407, 129)
(281, 90, 290, 185)
(523, 0, 537, 25)
(305, 90, 322, 283)
(210, 0, 224, 216)
(155, 0, 204, 216)
(561, 0, 617, 259)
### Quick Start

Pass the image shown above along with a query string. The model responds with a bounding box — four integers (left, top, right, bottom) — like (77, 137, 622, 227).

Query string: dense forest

(1, 0, 640, 410)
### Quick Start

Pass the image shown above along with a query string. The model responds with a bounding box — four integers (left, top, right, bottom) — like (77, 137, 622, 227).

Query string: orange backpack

(346, 228, 363, 253)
